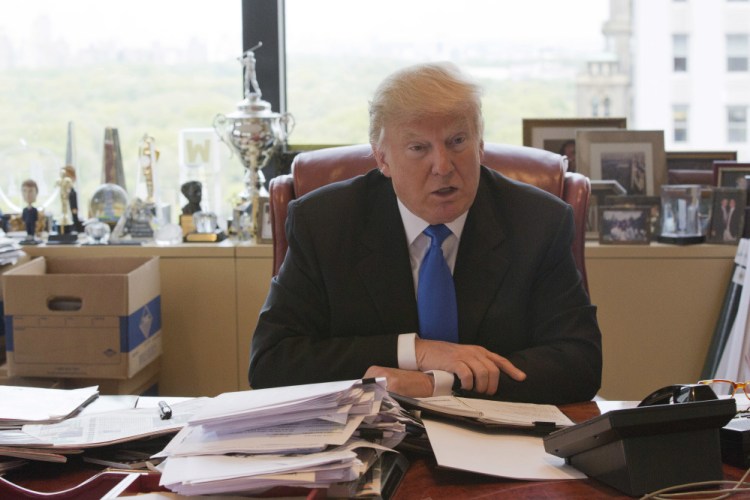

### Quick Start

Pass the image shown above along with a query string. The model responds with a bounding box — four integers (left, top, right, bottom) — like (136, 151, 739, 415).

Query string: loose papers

(0, 385, 99, 427)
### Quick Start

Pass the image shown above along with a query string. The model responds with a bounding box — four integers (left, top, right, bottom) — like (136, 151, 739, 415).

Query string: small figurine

(56, 166, 80, 234)
(238, 42, 263, 99)
(20, 179, 40, 245)
(181, 181, 203, 215)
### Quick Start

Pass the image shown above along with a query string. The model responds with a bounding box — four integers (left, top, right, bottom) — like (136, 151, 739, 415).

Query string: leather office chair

(269, 143, 591, 293)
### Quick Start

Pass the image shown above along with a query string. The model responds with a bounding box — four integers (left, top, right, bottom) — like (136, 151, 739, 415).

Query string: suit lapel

(454, 174, 510, 344)
(355, 175, 419, 333)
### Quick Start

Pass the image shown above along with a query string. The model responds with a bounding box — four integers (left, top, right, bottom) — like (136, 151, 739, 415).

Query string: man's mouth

(433, 187, 457, 196)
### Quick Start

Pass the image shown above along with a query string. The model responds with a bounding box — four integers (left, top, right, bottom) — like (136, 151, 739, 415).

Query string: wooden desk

(3, 401, 747, 499)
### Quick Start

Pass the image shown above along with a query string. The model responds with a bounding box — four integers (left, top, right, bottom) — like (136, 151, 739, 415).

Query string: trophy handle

(212, 113, 235, 158)
(279, 112, 296, 144)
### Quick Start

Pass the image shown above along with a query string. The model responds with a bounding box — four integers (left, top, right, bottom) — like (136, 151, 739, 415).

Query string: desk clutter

(2, 381, 750, 498)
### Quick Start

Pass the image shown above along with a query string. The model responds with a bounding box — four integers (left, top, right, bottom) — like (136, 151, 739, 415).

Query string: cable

(641, 465, 750, 499)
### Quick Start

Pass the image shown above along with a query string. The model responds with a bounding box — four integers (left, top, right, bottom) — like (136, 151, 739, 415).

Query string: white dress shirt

(395, 198, 467, 395)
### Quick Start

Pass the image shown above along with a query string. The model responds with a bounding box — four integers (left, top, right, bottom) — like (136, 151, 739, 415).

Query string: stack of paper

(157, 378, 406, 496)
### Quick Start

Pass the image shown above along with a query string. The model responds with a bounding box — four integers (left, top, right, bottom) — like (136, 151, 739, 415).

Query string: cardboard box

(0, 254, 31, 364)
(3, 256, 162, 379)
(64, 358, 161, 395)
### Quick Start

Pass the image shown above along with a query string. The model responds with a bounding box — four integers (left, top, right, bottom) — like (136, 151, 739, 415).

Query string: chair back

(269, 143, 590, 293)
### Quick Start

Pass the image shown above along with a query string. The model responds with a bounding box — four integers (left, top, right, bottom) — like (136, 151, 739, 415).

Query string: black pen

(158, 400, 172, 420)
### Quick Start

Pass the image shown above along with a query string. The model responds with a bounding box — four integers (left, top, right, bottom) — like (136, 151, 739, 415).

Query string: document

(423, 418, 585, 481)
(0, 385, 99, 426)
(20, 398, 207, 448)
(392, 394, 574, 431)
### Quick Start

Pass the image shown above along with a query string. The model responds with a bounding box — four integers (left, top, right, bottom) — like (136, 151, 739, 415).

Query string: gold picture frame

(254, 196, 273, 244)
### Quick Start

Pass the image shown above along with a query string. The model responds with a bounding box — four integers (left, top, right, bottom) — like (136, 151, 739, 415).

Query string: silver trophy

(214, 42, 294, 240)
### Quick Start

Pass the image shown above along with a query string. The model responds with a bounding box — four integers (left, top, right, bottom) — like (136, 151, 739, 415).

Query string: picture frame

(598, 207, 651, 245)
(586, 180, 628, 240)
(706, 187, 746, 244)
(577, 129, 666, 197)
(254, 196, 273, 244)
(713, 161, 750, 189)
(604, 195, 661, 240)
(521, 117, 627, 173)
(666, 151, 737, 171)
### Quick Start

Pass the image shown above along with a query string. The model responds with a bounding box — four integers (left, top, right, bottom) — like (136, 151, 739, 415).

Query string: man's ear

(479, 139, 485, 163)
(372, 145, 391, 177)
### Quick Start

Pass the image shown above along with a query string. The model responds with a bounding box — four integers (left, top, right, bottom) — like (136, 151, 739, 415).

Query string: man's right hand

(414, 338, 526, 396)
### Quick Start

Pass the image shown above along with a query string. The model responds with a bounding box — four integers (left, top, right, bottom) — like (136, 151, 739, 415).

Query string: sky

(0, 1, 610, 57)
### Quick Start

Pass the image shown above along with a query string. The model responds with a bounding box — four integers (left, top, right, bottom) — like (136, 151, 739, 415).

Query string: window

(279, 0, 611, 145)
(727, 34, 749, 72)
(673, 34, 688, 72)
(673, 104, 689, 142)
(728, 106, 748, 142)
(0, 1, 243, 224)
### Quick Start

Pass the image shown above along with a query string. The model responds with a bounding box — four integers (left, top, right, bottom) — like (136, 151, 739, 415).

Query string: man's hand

(415, 338, 526, 395)
(363, 366, 434, 397)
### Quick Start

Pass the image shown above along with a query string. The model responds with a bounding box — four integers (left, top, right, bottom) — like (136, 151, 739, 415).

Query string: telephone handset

(637, 383, 718, 407)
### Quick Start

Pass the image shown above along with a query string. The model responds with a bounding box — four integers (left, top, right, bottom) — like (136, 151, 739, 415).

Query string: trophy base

(19, 237, 41, 246)
(47, 233, 78, 245)
(184, 230, 227, 243)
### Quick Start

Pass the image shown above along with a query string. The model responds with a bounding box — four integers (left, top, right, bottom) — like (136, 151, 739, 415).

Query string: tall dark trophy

(213, 42, 294, 241)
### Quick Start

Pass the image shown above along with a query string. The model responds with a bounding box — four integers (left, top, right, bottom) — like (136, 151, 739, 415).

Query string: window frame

(242, 0, 287, 113)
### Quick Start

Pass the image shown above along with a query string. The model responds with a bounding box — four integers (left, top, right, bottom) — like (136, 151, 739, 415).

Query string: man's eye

(408, 144, 425, 152)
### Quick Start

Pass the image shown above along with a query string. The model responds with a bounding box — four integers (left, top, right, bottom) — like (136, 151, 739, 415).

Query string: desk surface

(3, 401, 748, 499)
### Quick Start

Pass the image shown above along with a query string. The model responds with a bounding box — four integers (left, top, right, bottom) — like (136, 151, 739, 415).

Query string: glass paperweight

(89, 183, 129, 228)
(658, 184, 706, 245)
(193, 211, 218, 233)
(84, 219, 111, 244)
(154, 223, 183, 246)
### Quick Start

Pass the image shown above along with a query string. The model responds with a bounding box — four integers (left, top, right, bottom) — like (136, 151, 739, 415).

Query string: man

(250, 62, 602, 404)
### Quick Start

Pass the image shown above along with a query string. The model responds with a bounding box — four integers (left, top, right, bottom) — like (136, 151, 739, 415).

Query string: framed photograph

(586, 180, 627, 240)
(254, 196, 273, 244)
(598, 207, 651, 245)
(521, 117, 627, 172)
(707, 187, 746, 244)
(577, 130, 666, 197)
(713, 161, 750, 189)
(604, 195, 661, 239)
(666, 151, 737, 171)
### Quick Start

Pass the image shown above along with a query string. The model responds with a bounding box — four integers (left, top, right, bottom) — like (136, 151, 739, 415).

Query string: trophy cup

(214, 42, 294, 242)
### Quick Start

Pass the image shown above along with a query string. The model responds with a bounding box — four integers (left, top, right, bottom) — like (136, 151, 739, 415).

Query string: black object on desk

(543, 398, 736, 497)
(721, 416, 750, 467)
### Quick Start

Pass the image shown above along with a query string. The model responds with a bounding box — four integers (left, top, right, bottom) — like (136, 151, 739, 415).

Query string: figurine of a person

(21, 179, 40, 243)
(238, 42, 263, 98)
(181, 181, 203, 215)
(56, 166, 80, 233)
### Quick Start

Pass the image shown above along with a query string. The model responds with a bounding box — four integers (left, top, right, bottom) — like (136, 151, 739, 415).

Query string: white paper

(423, 418, 585, 481)
(21, 398, 207, 448)
(0, 386, 99, 424)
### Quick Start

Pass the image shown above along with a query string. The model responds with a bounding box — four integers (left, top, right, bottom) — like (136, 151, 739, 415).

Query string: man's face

(374, 115, 483, 224)
(22, 184, 37, 205)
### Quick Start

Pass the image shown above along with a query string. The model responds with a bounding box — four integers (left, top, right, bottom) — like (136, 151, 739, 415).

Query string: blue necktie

(417, 224, 458, 343)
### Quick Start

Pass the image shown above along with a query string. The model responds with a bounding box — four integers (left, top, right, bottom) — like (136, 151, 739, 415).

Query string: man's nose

(430, 145, 454, 176)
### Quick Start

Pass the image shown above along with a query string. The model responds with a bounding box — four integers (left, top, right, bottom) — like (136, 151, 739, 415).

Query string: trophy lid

(229, 94, 279, 119)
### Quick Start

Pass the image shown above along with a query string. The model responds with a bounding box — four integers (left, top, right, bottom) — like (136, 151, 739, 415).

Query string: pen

(158, 400, 172, 420)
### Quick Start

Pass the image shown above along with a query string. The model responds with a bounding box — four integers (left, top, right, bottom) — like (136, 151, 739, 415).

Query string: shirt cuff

(397, 333, 418, 370)
(426, 370, 455, 396)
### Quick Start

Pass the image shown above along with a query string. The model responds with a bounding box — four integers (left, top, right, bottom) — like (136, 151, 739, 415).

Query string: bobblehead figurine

(20, 179, 40, 245)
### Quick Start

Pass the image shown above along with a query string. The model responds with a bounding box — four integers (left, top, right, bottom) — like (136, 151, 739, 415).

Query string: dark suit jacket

(250, 167, 602, 404)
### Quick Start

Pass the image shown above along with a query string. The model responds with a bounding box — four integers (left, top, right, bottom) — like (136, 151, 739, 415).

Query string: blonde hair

(368, 62, 484, 148)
